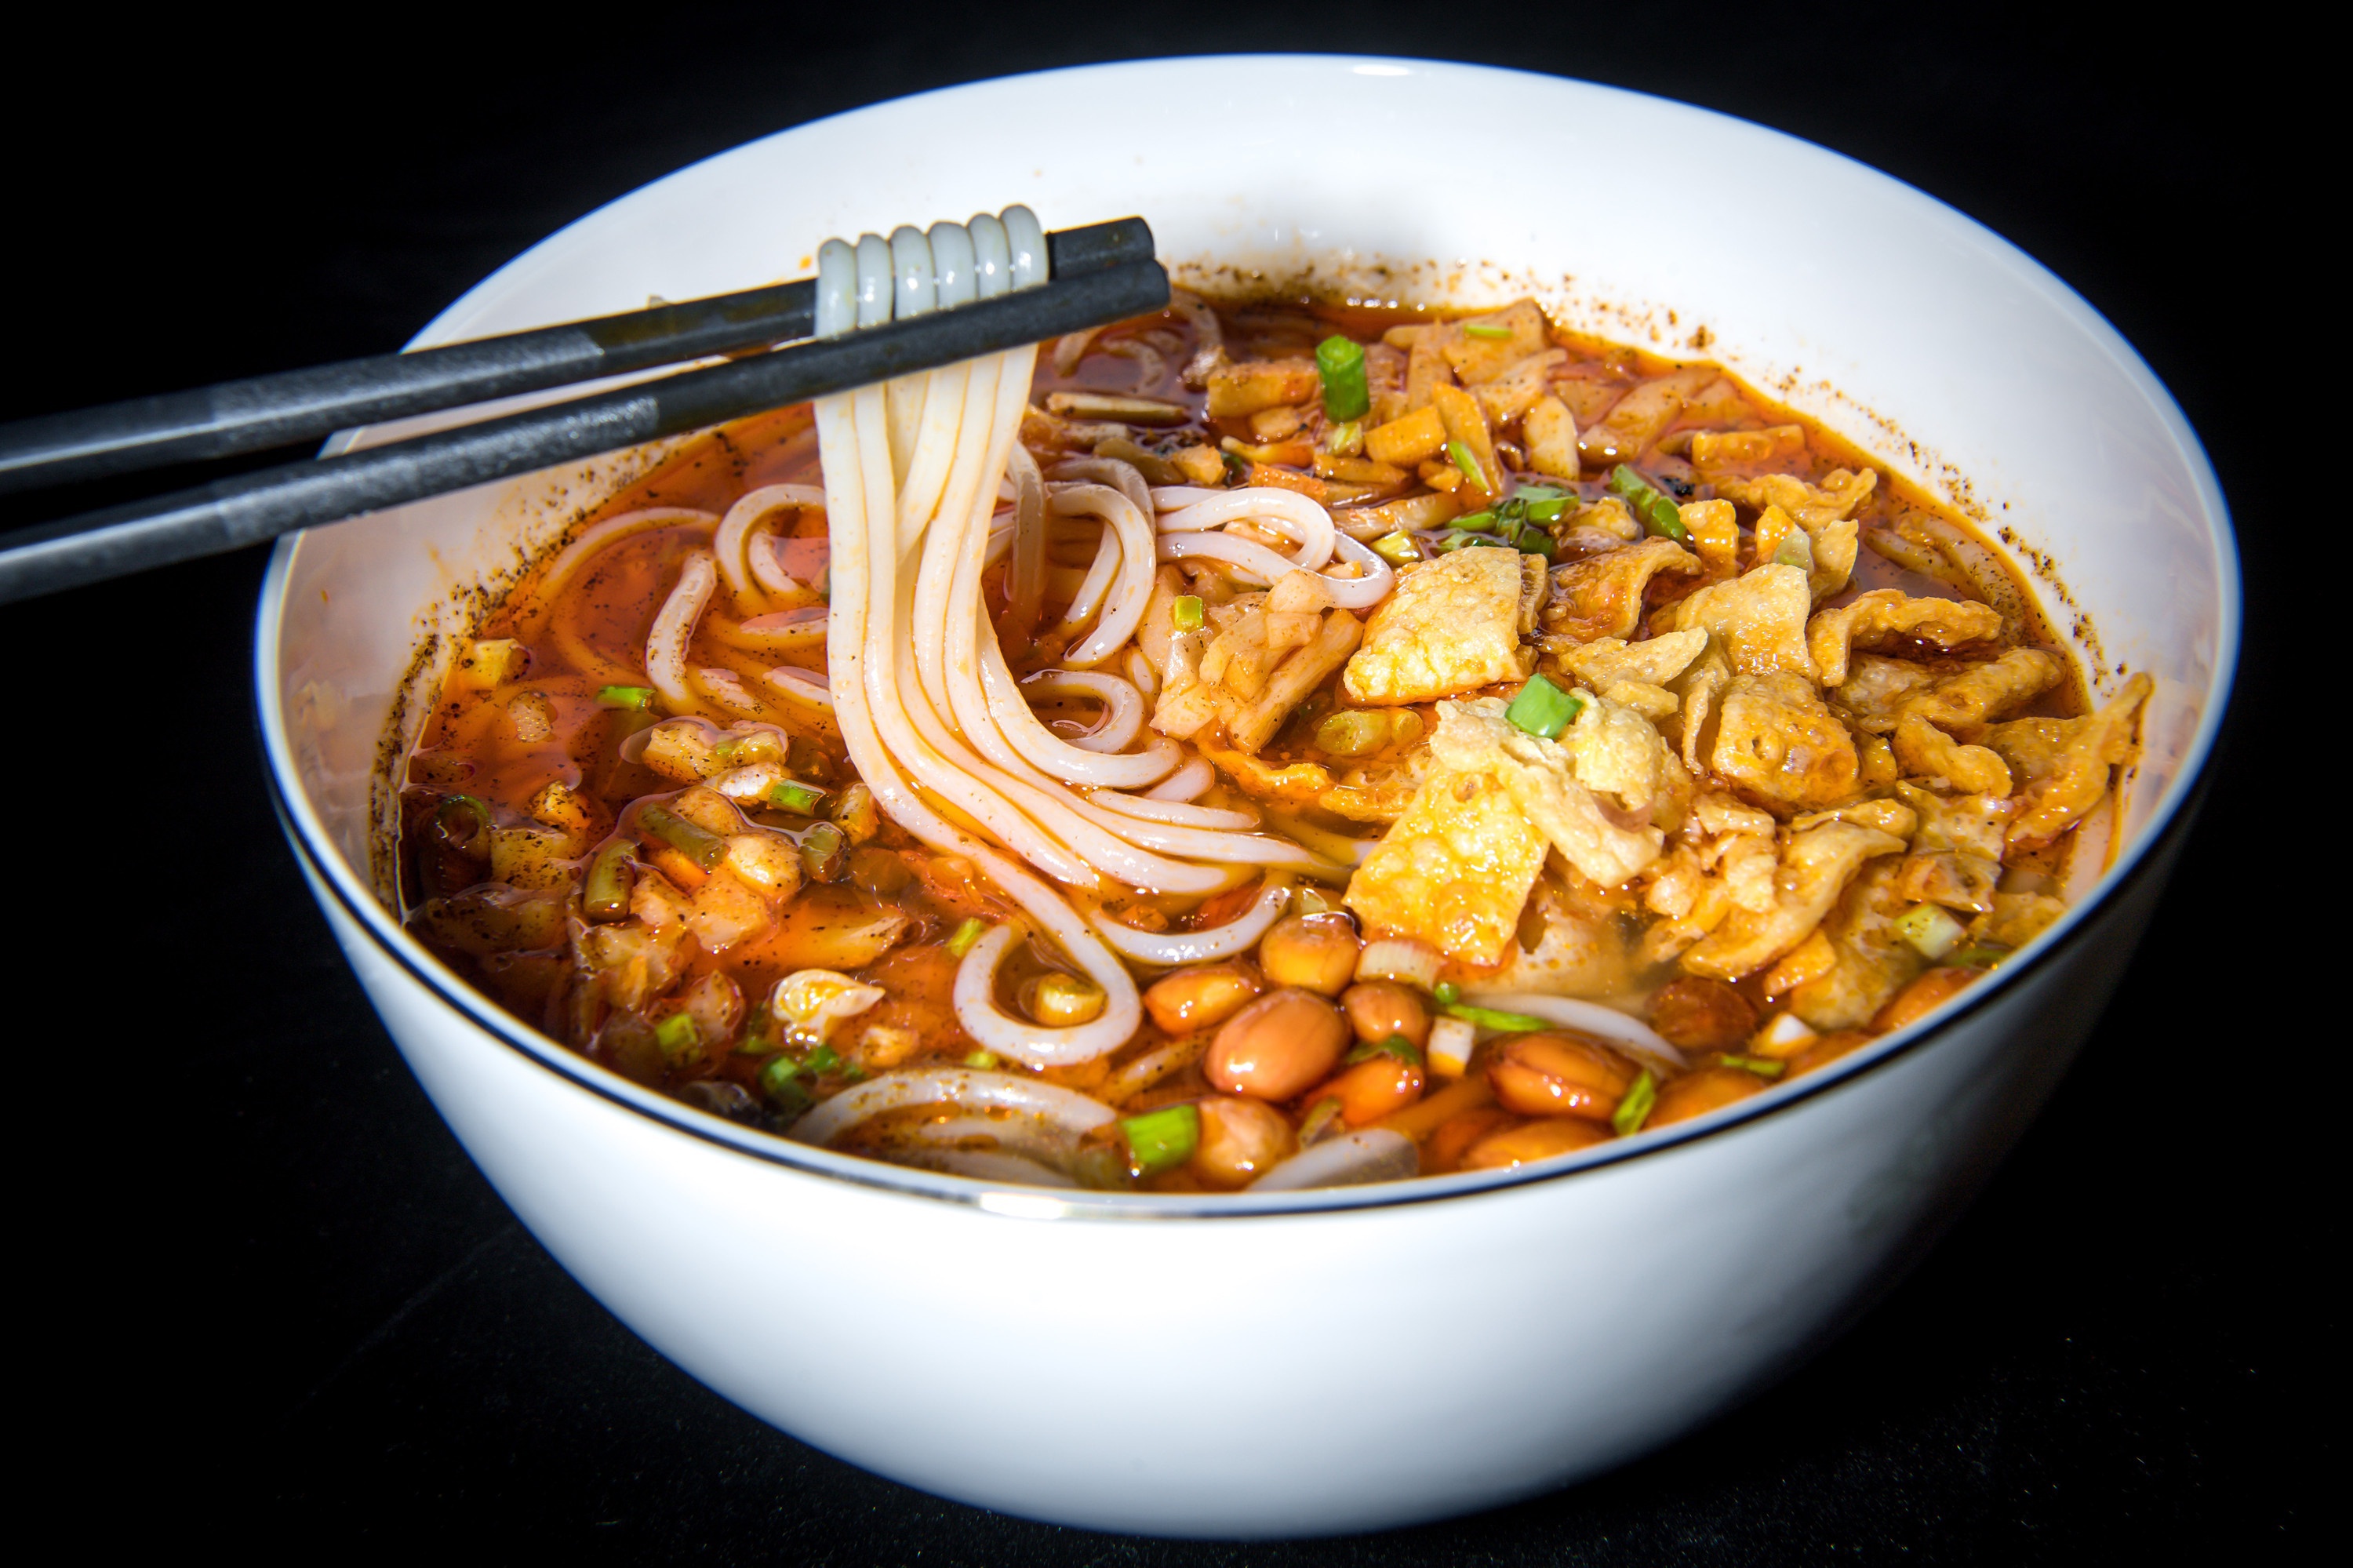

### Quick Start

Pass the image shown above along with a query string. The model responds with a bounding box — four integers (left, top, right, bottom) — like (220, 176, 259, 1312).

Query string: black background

(0, 5, 2316, 1560)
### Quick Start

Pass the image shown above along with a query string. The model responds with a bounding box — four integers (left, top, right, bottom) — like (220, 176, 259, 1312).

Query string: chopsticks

(0, 219, 1166, 604)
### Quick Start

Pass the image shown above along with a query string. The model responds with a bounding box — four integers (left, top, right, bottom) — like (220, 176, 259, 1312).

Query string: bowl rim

(255, 52, 2242, 1221)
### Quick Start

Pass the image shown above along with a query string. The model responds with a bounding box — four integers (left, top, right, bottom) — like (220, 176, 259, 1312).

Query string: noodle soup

(398, 267, 2147, 1194)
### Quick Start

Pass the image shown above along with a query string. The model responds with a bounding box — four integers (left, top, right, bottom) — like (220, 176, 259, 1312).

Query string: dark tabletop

(3, 5, 2315, 1559)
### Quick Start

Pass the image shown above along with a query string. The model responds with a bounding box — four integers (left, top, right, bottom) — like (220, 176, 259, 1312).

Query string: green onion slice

(758, 1056, 812, 1112)
(1515, 526, 1556, 559)
(638, 805, 728, 870)
(1951, 942, 2012, 970)
(768, 780, 827, 815)
(654, 1012, 703, 1061)
(1506, 675, 1584, 740)
(1462, 322, 1514, 340)
(947, 917, 988, 958)
(1432, 980, 1460, 1007)
(802, 1043, 842, 1075)
(1719, 1054, 1789, 1079)
(1369, 531, 1420, 566)
(1606, 464, 1690, 543)
(1514, 485, 1566, 502)
(1315, 335, 1372, 422)
(1446, 440, 1485, 488)
(1453, 510, 1498, 533)
(1171, 595, 1205, 631)
(597, 684, 656, 710)
(963, 1049, 1001, 1069)
(1435, 529, 1485, 553)
(1612, 1070, 1657, 1136)
(434, 794, 492, 856)
(1522, 497, 1568, 522)
(582, 838, 638, 922)
(1347, 1033, 1426, 1067)
(1444, 1003, 1549, 1033)
(1120, 1102, 1202, 1177)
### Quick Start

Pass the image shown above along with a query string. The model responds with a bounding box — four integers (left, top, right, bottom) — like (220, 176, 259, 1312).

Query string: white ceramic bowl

(256, 56, 2236, 1537)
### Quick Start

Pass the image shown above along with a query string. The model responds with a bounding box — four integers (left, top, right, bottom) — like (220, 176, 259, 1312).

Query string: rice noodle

(1051, 485, 1157, 667)
(1155, 486, 1335, 571)
(644, 551, 718, 715)
(1156, 528, 1395, 609)
(1089, 790, 1260, 831)
(1089, 875, 1293, 964)
(1460, 991, 1687, 1068)
(1144, 755, 1213, 801)
(713, 484, 825, 611)
(1019, 668, 1147, 753)
(762, 663, 834, 712)
(529, 507, 718, 627)
(787, 1065, 1115, 1147)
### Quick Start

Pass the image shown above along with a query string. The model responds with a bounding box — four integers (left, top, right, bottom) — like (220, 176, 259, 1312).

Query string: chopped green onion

(1220, 448, 1248, 478)
(1515, 526, 1555, 559)
(1515, 485, 1566, 502)
(1171, 595, 1205, 631)
(1369, 531, 1420, 566)
(1444, 1003, 1549, 1033)
(757, 1055, 811, 1113)
(638, 805, 727, 870)
(1462, 322, 1515, 340)
(597, 684, 656, 710)
(582, 838, 638, 922)
(1606, 464, 1689, 542)
(1297, 1097, 1345, 1147)
(1773, 529, 1816, 571)
(1316, 709, 1395, 758)
(1894, 902, 1967, 960)
(1347, 1033, 1425, 1067)
(1612, 1070, 1657, 1136)
(947, 917, 988, 958)
(1435, 529, 1486, 553)
(1453, 509, 1498, 533)
(434, 794, 491, 857)
(1447, 439, 1485, 488)
(802, 1043, 842, 1075)
(1505, 674, 1584, 740)
(1315, 335, 1371, 422)
(1120, 1102, 1202, 1177)
(963, 1049, 1001, 1069)
(1951, 942, 2013, 970)
(798, 820, 847, 881)
(1718, 1054, 1789, 1079)
(654, 1012, 703, 1062)
(839, 1062, 867, 1082)
(768, 780, 827, 815)
(1522, 497, 1568, 522)
(1328, 419, 1363, 454)
(1432, 980, 1460, 1007)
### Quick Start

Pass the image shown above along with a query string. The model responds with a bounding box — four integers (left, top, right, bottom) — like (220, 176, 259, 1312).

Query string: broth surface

(399, 293, 2144, 1191)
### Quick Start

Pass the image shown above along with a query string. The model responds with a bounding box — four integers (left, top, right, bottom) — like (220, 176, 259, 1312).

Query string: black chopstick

(0, 256, 1169, 605)
(0, 217, 1153, 497)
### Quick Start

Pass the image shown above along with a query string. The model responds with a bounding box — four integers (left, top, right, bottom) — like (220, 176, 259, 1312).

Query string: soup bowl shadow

(256, 56, 2236, 1537)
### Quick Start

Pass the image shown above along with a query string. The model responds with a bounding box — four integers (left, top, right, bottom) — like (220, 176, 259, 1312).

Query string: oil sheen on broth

(398, 289, 2151, 1193)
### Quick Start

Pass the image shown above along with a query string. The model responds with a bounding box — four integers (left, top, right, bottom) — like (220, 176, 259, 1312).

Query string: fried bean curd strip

(1680, 499, 1740, 580)
(1893, 711, 2013, 796)
(1344, 546, 1541, 704)
(2003, 672, 2154, 849)
(1544, 537, 1704, 643)
(1427, 698, 1665, 887)
(1809, 589, 2006, 686)
(1671, 563, 1817, 678)
(1347, 766, 1550, 965)
(1579, 365, 1721, 467)
(1707, 673, 1860, 809)
(1899, 646, 2066, 740)
(1829, 654, 1939, 735)
(1786, 859, 1922, 1030)
(1558, 630, 1709, 690)
(1681, 820, 1907, 980)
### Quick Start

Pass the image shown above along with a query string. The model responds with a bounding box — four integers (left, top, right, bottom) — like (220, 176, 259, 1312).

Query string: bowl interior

(259, 53, 2238, 1206)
